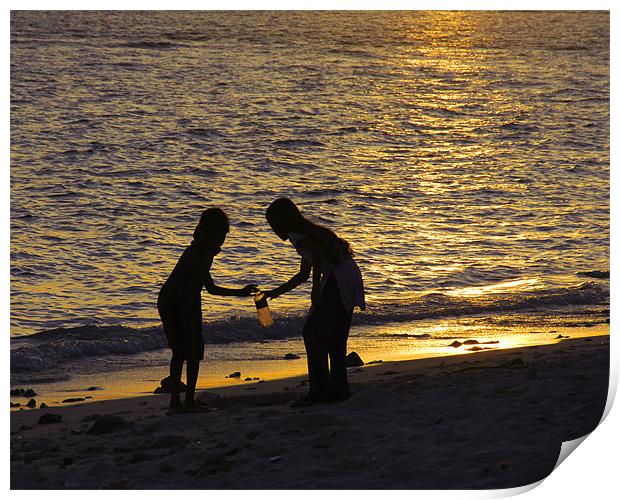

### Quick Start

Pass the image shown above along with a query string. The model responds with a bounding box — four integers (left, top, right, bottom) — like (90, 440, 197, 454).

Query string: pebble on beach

(86, 415, 132, 435)
(345, 352, 364, 367)
(62, 397, 86, 403)
(154, 376, 187, 394)
(38, 413, 62, 425)
(11, 388, 37, 398)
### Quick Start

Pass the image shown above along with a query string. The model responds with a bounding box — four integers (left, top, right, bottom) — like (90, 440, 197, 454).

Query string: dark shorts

(158, 296, 204, 361)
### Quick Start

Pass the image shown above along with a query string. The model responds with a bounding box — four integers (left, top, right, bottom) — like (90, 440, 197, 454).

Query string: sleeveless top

(288, 232, 366, 312)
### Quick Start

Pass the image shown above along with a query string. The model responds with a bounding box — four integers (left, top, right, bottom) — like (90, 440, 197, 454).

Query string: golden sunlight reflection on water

(446, 278, 542, 297)
(10, 11, 609, 336)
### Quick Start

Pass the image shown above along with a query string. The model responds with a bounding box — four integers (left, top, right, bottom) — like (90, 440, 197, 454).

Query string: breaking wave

(10, 282, 608, 373)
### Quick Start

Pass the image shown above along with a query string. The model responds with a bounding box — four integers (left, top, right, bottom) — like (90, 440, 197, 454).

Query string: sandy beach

(10, 335, 609, 490)
(9, 10, 610, 492)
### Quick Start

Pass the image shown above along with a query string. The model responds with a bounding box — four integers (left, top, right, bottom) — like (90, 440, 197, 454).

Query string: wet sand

(10, 336, 609, 489)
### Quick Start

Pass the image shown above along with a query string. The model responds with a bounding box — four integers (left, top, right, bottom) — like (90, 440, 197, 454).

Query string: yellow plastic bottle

(254, 292, 274, 328)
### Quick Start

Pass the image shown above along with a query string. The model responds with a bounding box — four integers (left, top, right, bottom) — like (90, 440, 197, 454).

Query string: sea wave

(10, 282, 608, 373)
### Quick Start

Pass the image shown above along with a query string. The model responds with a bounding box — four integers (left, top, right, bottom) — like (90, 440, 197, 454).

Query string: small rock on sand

(196, 392, 222, 404)
(578, 270, 609, 279)
(449, 341, 462, 348)
(10, 402, 20, 408)
(463, 339, 479, 345)
(38, 413, 62, 425)
(555, 334, 570, 339)
(26, 398, 37, 408)
(11, 388, 37, 397)
(62, 397, 85, 403)
(154, 376, 187, 394)
(367, 360, 383, 364)
(345, 352, 364, 367)
(40, 402, 48, 409)
(284, 353, 301, 360)
(227, 372, 241, 379)
(87, 386, 102, 391)
(86, 415, 131, 435)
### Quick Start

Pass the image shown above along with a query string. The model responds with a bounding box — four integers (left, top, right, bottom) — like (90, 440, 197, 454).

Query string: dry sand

(10, 336, 609, 490)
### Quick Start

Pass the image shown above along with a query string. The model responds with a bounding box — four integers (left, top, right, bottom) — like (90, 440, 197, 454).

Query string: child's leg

(327, 309, 353, 401)
(185, 359, 199, 404)
(169, 354, 184, 409)
(303, 312, 330, 399)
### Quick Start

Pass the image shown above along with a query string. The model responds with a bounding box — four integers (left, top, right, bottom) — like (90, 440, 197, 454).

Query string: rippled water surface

(11, 11, 609, 339)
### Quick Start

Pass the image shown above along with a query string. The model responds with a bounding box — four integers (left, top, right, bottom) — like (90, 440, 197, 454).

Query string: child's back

(158, 238, 218, 308)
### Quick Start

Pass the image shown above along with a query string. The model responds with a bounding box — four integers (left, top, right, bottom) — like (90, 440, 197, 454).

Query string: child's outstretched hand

(241, 284, 259, 296)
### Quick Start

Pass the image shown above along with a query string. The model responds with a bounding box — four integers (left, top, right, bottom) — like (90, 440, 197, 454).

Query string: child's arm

(203, 271, 257, 297)
(263, 258, 311, 299)
(196, 245, 257, 297)
(265, 237, 324, 302)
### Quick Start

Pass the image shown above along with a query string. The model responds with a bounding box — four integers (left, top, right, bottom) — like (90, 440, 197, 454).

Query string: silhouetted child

(264, 198, 365, 406)
(157, 208, 257, 414)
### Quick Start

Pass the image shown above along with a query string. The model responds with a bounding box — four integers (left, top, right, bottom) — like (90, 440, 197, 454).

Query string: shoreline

(10, 335, 610, 489)
(10, 324, 609, 409)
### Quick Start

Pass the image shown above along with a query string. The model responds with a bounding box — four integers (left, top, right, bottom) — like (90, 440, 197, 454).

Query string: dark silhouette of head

(266, 197, 305, 240)
(194, 208, 229, 246)
(266, 197, 353, 263)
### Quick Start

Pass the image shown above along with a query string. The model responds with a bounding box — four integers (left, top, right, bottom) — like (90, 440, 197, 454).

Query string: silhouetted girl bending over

(264, 198, 365, 406)
(158, 208, 257, 414)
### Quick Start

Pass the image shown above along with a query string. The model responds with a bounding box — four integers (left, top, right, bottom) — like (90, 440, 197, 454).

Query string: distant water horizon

(11, 11, 609, 359)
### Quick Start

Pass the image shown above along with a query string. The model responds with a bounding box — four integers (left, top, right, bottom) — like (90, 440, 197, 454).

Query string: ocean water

(10, 11, 609, 384)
